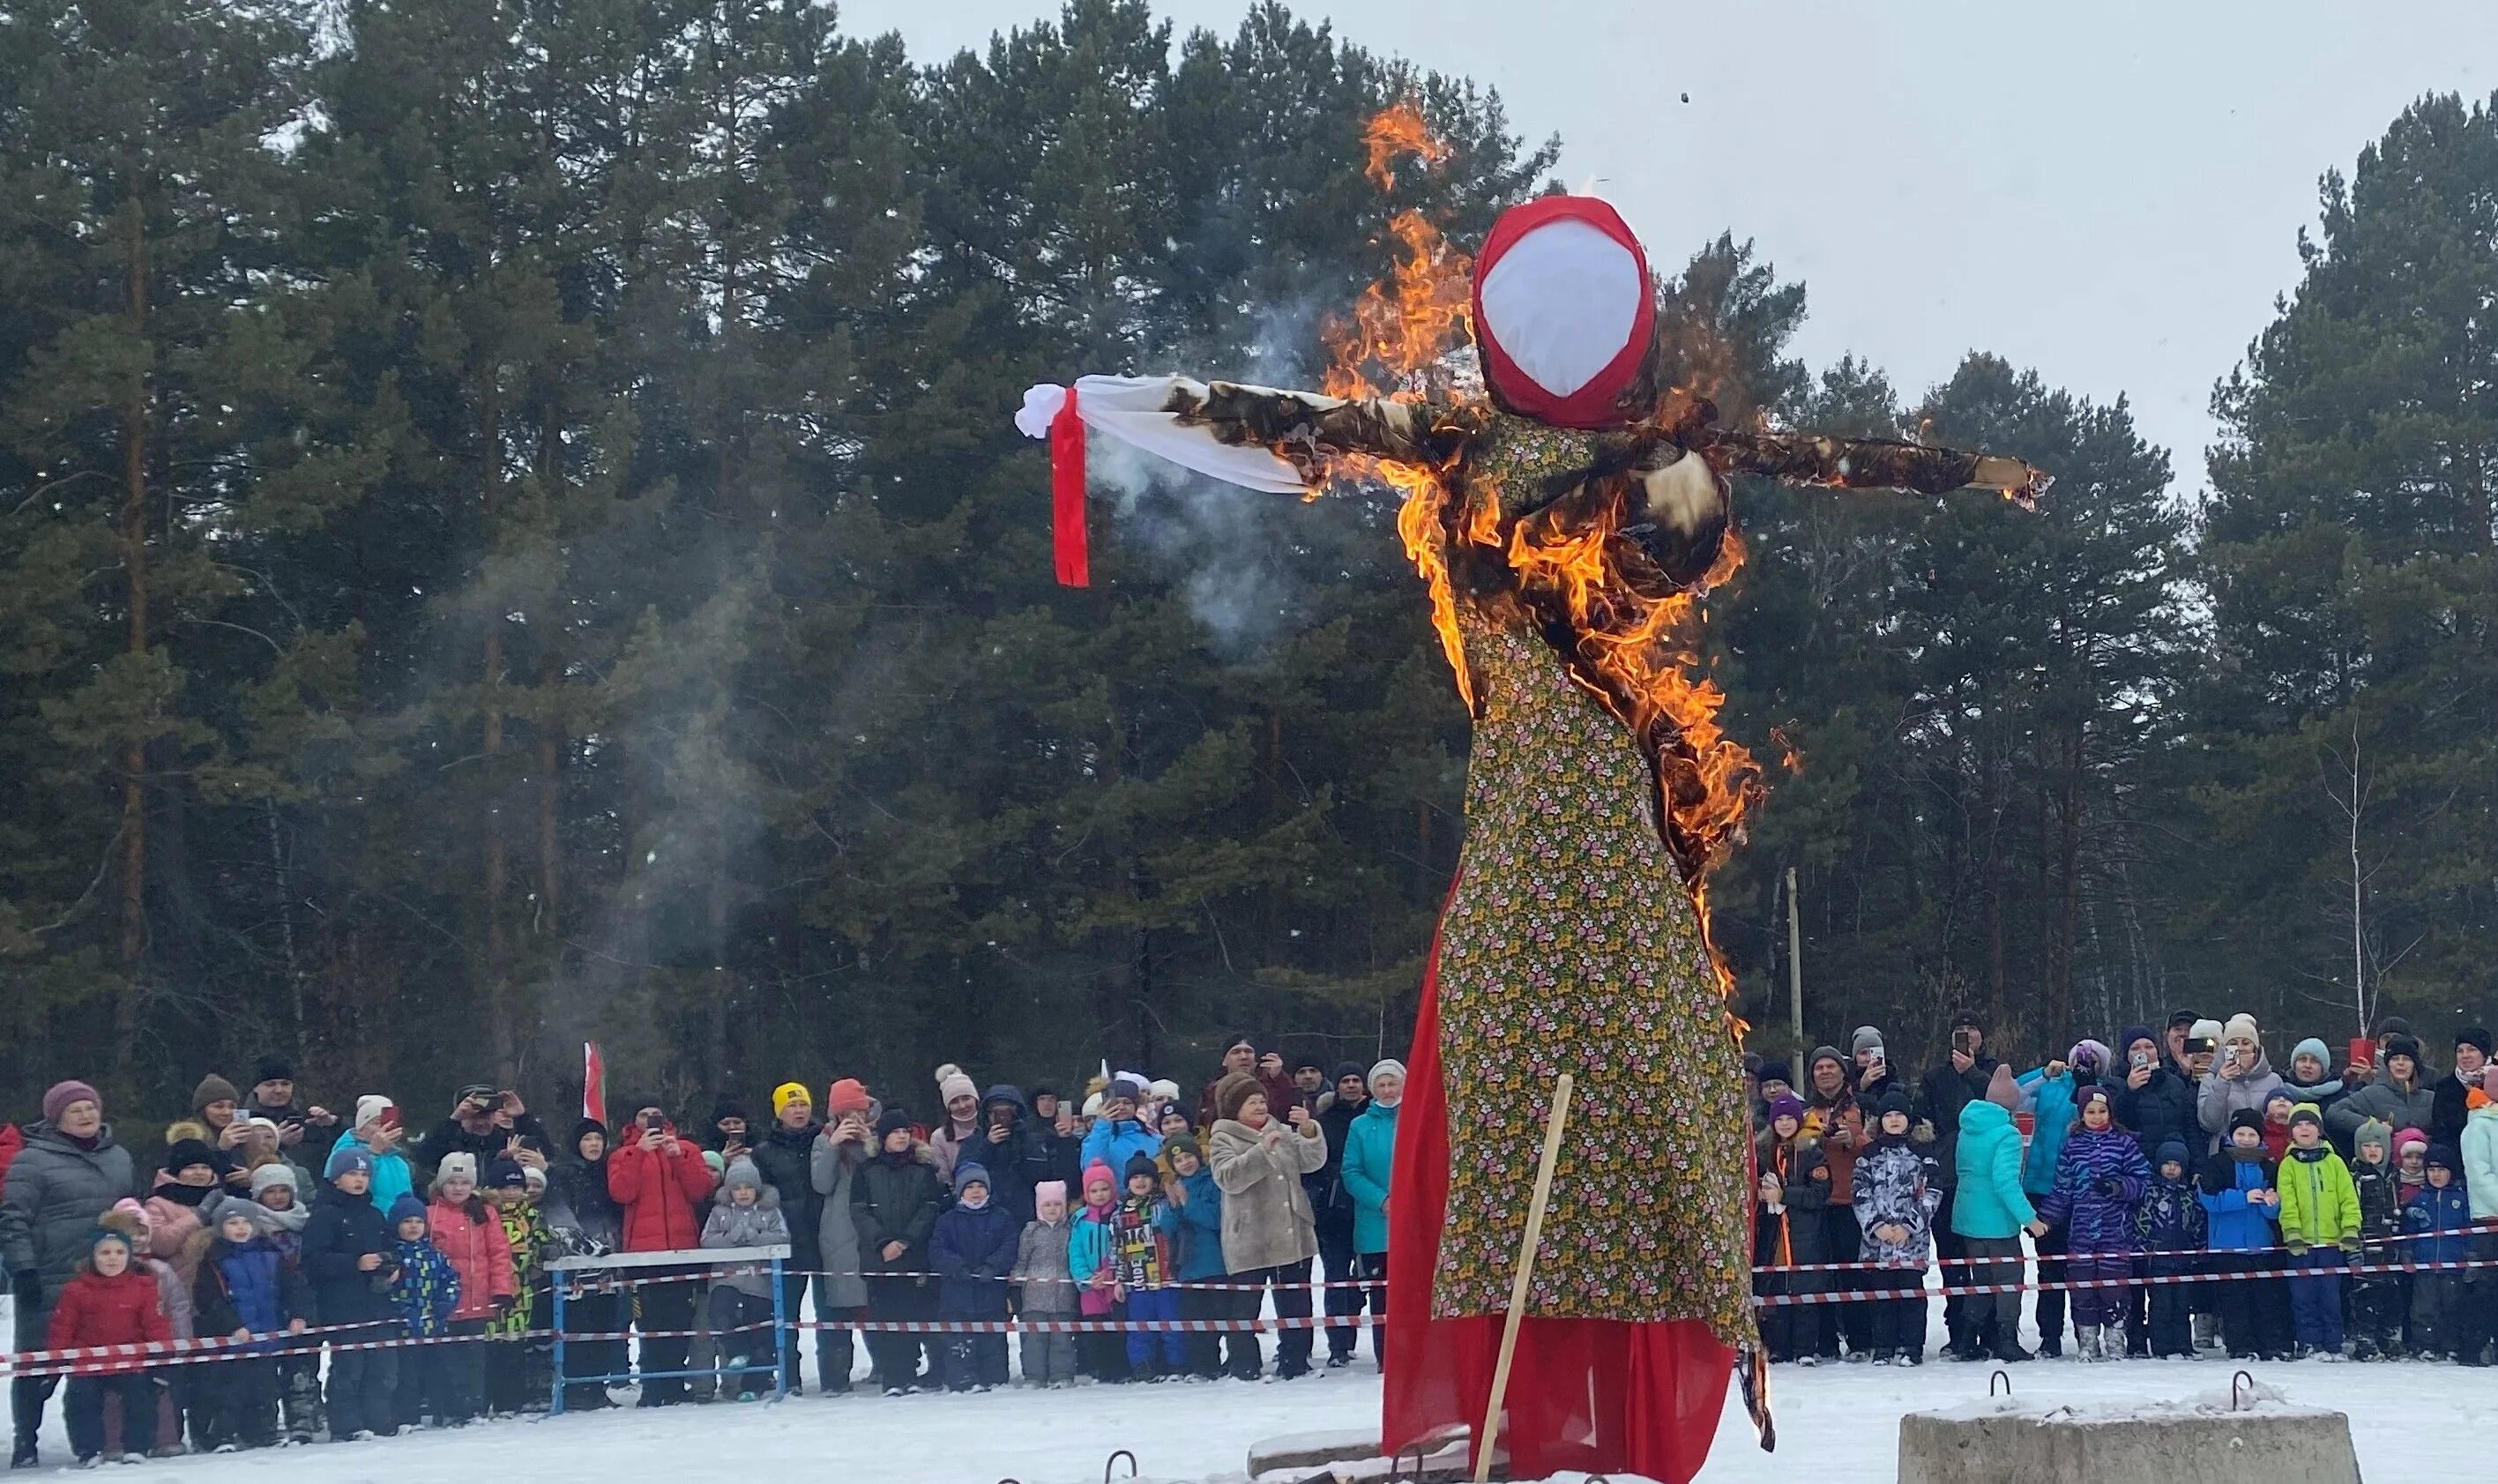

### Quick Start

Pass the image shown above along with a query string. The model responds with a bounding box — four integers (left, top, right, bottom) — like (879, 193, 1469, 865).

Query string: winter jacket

(44, 1264, 170, 1373)
(1750, 1132, 1830, 1268)
(2404, 1181, 2475, 1265)
(1108, 1195, 1170, 1290)
(545, 1152, 624, 1258)
(1914, 1055, 2000, 1185)
(2326, 1070, 2435, 1149)
(1198, 1069, 1298, 1133)
(1850, 1135, 1940, 1268)
(139, 1178, 218, 1286)
(2111, 1066, 2198, 1165)
(2034, 1125, 2149, 1256)
(1338, 1100, 1398, 1256)
(1158, 1165, 1227, 1280)
(2196, 1148, 2278, 1252)
(2196, 1055, 2284, 1149)
(606, 1126, 715, 1253)
(930, 1198, 1024, 1319)
(2433, 1071, 2477, 1148)
(1068, 1204, 1120, 1316)
(191, 1236, 308, 1353)
(850, 1150, 943, 1279)
(2134, 1173, 2206, 1271)
(700, 1189, 792, 1300)
(1012, 1217, 1080, 1314)
(1313, 1094, 1367, 1239)
(1949, 1101, 2036, 1239)
(329, 1131, 414, 1215)
(947, 1090, 1049, 1227)
(298, 1182, 400, 1326)
(2351, 1159, 2400, 1249)
(807, 1130, 874, 1311)
(1801, 1094, 1865, 1207)
(428, 1195, 516, 1323)
(2276, 1075, 2351, 1148)
(2274, 1145, 2360, 1254)
(2462, 1101, 2498, 1219)
(1206, 1118, 1326, 1273)
(748, 1122, 823, 1252)
(488, 1199, 551, 1337)
(1079, 1119, 1162, 1182)
(2015, 1067, 2097, 1195)
(391, 1236, 461, 1339)
(414, 1112, 549, 1176)
(0, 1122, 138, 1306)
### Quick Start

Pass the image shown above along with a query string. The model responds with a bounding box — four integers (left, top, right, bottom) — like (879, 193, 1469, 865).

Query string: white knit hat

(1146, 1078, 1181, 1104)
(2223, 1013, 2260, 1045)
(2188, 1018, 2223, 1044)
(1368, 1059, 1408, 1089)
(434, 1152, 478, 1190)
(934, 1063, 977, 1106)
(354, 1094, 394, 1131)
(250, 1162, 299, 1196)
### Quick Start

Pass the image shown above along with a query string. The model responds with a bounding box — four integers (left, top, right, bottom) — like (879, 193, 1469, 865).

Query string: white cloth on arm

(1015, 374, 1313, 496)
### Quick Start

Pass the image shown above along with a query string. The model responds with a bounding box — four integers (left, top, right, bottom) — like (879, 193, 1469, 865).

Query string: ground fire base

(1246, 1428, 1500, 1482)
(1898, 1380, 2360, 1484)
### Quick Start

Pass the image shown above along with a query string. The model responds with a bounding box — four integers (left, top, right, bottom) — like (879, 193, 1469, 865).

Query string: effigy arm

(1702, 427, 2048, 507)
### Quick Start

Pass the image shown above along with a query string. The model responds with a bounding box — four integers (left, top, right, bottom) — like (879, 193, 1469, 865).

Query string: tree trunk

(481, 388, 515, 1081)
(2054, 730, 2084, 1050)
(110, 206, 150, 1088)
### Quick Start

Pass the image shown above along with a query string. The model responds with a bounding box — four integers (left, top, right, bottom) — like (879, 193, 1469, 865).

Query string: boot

(2072, 1324, 2097, 1361)
(2192, 1312, 2223, 1353)
(10, 1435, 36, 1471)
(1991, 1323, 2035, 1362)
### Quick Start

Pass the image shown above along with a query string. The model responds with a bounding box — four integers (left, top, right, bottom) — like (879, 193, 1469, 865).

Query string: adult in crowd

(2113, 1023, 2196, 1160)
(705, 1097, 751, 1160)
(2196, 1014, 2283, 1151)
(1207, 1073, 1327, 1381)
(416, 1085, 548, 1174)
(1197, 1037, 1295, 1130)
(2278, 1037, 2352, 1145)
(1338, 1060, 1401, 1371)
(191, 1074, 255, 1193)
(4, 1082, 137, 1467)
(809, 1081, 877, 1394)
(543, 1117, 626, 1411)
(1802, 1046, 1868, 1361)
(242, 1058, 341, 1162)
(1027, 1085, 1084, 1192)
(1949, 1078, 2034, 1361)
(2163, 1010, 2205, 1083)
(2016, 1040, 2106, 1357)
(2330, 1032, 2436, 1150)
(751, 1084, 824, 1393)
(1288, 1057, 1330, 1118)
(1917, 1011, 1999, 1357)
(1850, 1026, 1901, 1107)
(1081, 1076, 1162, 1175)
(928, 1066, 982, 1182)
(854, 1107, 943, 1394)
(329, 1096, 415, 1213)
(2433, 1028, 2490, 1147)
(607, 1104, 715, 1406)
(967, 1086, 1047, 1225)
(1312, 1062, 1368, 1367)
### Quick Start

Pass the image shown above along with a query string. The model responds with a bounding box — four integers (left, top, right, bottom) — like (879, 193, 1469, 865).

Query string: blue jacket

(2016, 1068, 2092, 1195)
(1080, 1120, 1160, 1179)
(928, 1198, 1022, 1319)
(190, 1238, 306, 1355)
(2135, 1173, 2205, 1264)
(1950, 1101, 2036, 1239)
(1338, 1100, 1398, 1256)
(2196, 1148, 2278, 1252)
(2404, 1180, 2475, 1265)
(2034, 1127, 2149, 1256)
(1155, 1167, 1227, 1281)
(390, 1237, 460, 1339)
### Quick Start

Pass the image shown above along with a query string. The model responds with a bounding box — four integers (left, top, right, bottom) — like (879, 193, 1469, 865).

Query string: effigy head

(1470, 195, 1655, 429)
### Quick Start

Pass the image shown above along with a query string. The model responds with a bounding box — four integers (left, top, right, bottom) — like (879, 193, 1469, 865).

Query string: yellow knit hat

(772, 1082, 811, 1120)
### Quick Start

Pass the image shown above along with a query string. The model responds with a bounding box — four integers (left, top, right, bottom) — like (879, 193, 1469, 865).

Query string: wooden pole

(1786, 865, 1805, 1071)
(1474, 1071, 1574, 1484)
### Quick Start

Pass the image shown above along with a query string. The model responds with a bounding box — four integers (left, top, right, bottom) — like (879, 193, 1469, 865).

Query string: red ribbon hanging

(1049, 385, 1089, 587)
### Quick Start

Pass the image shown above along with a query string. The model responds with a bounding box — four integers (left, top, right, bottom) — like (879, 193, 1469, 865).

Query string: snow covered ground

(6, 1307, 2489, 1481)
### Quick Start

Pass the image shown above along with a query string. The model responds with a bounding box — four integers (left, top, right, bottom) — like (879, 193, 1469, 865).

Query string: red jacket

(428, 1197, 516, 1322)
(46, 1266, 172, 1374)
(606, 1125, 715, 1253)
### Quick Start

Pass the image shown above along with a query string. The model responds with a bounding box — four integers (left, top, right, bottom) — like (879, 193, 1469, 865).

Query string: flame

(1363, 101, 1449, 190)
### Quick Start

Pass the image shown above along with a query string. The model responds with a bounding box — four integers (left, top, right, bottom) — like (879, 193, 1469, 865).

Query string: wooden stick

(1475, 1070, 1574, 1484)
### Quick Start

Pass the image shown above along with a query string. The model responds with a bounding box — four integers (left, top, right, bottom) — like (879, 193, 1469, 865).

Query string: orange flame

(1363, 101, 1450, 190)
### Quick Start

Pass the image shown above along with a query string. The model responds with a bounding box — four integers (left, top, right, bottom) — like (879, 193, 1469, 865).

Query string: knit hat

(324, 1145, 373, 1182)
(709, 1096, 749, 1130)
(2288, 1103, 2323, 1130)
(1146, 1078, 1181, 1105)
(2155, 1139, 2190, 1169)
(953, 1160, 992, 1197)
(1164, 1134, 1203, 1166)
(192, 1073, 241, 1111)
(2426, 1143, 2460, 1173)
(163, 1138, 217, 1178)
(1765, 1093, 1807, 1126)
(2353, 1118, 2392, 1156)
(250, 1163, 299, 1197)
(354, 1095, 399, 1132)
(1851, 1025, 1884, 1056)
(484, 1157, 527, 1191)
(435, 1152, 479, 1190)
(2119, 1024, 2157, 1056)
(2227, 1107, 2265, 1136)
(2262, 1086, 2297, 1114)
(388, 1193, 429, 1229)
(771, 1082, 811, 1120)
(1808, 1045, 1846, 1077)
(87, 1225, 133, 1257)
(702, 1150, 726, 1178)
(1214, 1073, 1264, 1122)
(41, 1080, 101, 1124)
(2068, 1039, 2111, 1074)
(570, 1117, 608, 1154)
(935, 1063, 978, 1107)
(2221, 1013, 2259, 1046)
(1122, 1153, 1160, 1185)
(1080, 1092, 1105, 1118)
(1108, 1076, 1147, 1105)
(2074, 1086, 2114, 1117)
(1368, 1058, 1407, 1089)
(2187, 1018, 2223, 1051)
(2397, 1126, 2429, 1157)
(1876, 1089, 1913, 1119)
(2290, 1037, 2330, 1070)
(1756, 1060, 1793, 1090)
(1292, 1055, 1326, 1074)
(724, 1155, 765, 1195)
(2462, 1027, 2494, 1058)
(252, 1057, 294, 1086)
(1034, 1180, 1068, 1215)
(1081, 1160, 1116, 1198)
(2384, 1033, 2424, 1067)
(826, 1079, 872, 1117)
(524, 1163, 546, 1190)
(874, 1106, 915, 1140)
(1983, 1064, 2022, 1111)
(1328, 1062, 1366, 1088)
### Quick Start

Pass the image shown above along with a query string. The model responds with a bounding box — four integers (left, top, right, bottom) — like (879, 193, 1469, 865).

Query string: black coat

(951, 1118, 1049, 1227)
(1029, 1129, 1084, 1195)
(1915, 1055, 1999, 1185)
(851, 1153, 943, 1271)
(2432, 1074, 2474, 1148)
(546, 1154, 624, 1257)
(749, 1123, 824, 1245)
(2112, 1065, 2199, 1163)
(414, 1113, 549, 1175)
(1313, 1096, 1368, 1238)
(298, 1184, 400, 1326)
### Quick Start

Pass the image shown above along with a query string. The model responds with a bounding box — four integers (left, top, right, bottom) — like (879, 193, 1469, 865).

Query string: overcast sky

(839, 0, 2494, 492)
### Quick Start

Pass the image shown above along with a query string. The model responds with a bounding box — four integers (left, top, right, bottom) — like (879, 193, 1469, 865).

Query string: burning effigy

(1014, 105, 2045, 1484)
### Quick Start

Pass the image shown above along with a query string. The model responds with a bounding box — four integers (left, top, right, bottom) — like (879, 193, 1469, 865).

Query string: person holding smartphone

(2196, 1015, 2284, 1155)
(606, 1105, 716, 1405)
(415, 1084, 549, 1173)
(807, 1080, 879, 1394)
(1916, 1013, 2000, 1361)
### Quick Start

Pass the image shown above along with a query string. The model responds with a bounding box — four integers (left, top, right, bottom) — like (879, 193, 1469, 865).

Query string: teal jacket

(1950, 1101, 2037, 1239)
(2015, 1068, 2084, 1196)
(1339, 1100, 1398, 1256)
(2464, 1102, 2498, 1220)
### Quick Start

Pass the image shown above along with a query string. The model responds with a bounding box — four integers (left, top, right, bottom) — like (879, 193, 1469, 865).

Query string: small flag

(583, 1041, 607, 1126)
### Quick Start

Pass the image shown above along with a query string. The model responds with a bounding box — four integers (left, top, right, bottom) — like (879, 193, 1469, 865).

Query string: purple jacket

(2036, 1126, 2150, 1255)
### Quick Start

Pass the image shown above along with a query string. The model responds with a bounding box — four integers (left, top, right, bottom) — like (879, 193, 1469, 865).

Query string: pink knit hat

(41, 1080, 100, 1124)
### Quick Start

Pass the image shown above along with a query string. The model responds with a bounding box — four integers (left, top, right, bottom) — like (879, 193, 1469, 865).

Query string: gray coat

(1207, 1117, 1326, 1273)
(1012, 1217, 1078, 1315)
(2196, 1055, 2283, 1150)
(0, 1121, 138, 1344)
(700, 1188, 792, 1299)
(2327, 1070, 2436, 1145)
(807, 1131, 870, 1310)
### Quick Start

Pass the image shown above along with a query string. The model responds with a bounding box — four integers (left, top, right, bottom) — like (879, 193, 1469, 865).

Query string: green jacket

(2274, 1145, 2360, 1252)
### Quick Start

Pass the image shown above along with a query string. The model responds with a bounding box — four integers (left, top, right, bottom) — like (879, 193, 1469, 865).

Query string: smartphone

(639, 1111, 663, 1131)
(2222, 1046, 2239, 1070)
(1866, 1045, 1883, 1066)
(1953, 1030, 1974, 1055)
(2131, 1049, 2153, 1070)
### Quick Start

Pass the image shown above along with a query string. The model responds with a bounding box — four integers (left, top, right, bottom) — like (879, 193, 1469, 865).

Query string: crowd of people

(0, 1041, 1406, 1467)
(1747, 1011, 2498, 1369)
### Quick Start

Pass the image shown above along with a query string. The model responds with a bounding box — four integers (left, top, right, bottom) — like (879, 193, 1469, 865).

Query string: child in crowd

(2396, 1130, 2430, 1203)
(929, 1162, 1019, 1391)
(2032, 1086, 2147, 1361)
(2134, 1139, 2205, 1358)
(2346, 1120, 2404, 1359)
(301, 1147, 401, 1442)
(97, 1204, 188, 1456)
(47, 1226, 168, 1465)
(188, 1205, 310, 1450)
(2258, 1089, 2297, 1162)
(388, 1194, 460, 1426)
(2275, 1104, 2359, 1360)
(1070, 1160, 1129, 1383)
(1011, 1181, 1080, 1387)
(2199, 1109, 2290, 1361)
(854, 1107, 944, 1395)
(1749, 1095, 1828, 1364)
(417, 1153, 513, 1427)
(238, 1164, 322, 1443)
(1850, 1091, 1938, 1365)
(700, 1156, 793, 1400)
(2403, 1146, 2475, 1360)
(1108, 1154, 1186, 1382)
(1158, 1135, 1231, 1380)
(482, 1159, 552, 1415)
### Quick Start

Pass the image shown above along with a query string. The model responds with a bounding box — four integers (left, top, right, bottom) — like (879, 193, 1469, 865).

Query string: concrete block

(1248, 1427, 1492, 1482)
(1899, 1382, 2360, 1484)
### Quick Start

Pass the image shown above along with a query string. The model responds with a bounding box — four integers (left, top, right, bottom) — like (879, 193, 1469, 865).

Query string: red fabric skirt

(1383, 913, 1734, 1484)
